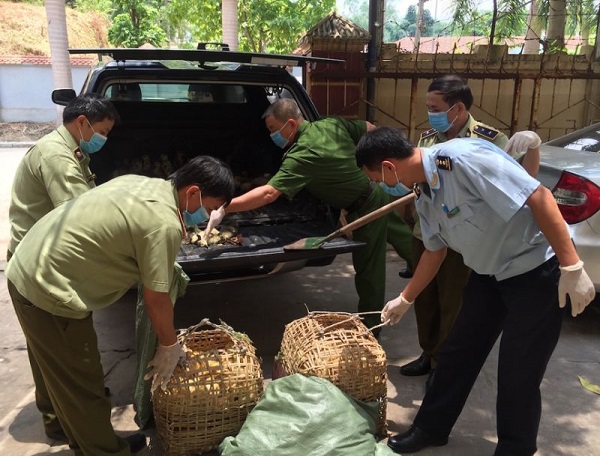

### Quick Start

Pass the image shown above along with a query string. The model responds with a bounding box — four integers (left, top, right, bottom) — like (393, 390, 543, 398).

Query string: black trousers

(414, 256, 564, 456)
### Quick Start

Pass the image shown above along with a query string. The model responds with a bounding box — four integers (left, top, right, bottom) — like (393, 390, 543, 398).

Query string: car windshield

(551, 128, 600, 152)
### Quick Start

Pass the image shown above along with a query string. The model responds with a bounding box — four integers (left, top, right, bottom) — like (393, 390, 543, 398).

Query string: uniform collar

(455, 113, 476, 139)
(420, 147, 441, 190)
(56, 124, 82, 154)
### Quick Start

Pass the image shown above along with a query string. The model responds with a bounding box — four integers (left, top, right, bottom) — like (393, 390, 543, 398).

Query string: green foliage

(107, 0, 167, 47)
(73, 0, 113, 14)
(166, 0, 335, 53)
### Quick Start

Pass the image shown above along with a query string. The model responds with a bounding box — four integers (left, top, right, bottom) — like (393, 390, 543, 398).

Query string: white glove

(558, 260, 596, 317)
(144, 342, 186, 393)
(205, 204, 226, 235)
(504, 131, 542, 160)
(381, 293, 414, 326)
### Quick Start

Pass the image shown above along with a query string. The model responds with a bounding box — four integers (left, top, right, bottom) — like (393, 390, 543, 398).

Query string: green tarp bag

(133, 262, 189, 428)
(219, 373, 395, 456)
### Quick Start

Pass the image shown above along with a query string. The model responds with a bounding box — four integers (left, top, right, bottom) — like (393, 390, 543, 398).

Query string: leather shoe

(398, 268, 413, 279)
(387, 425, 448, 453)
(45, 428, 68, 442)
(425, 368, 436, 393)
(400, 354, 431, 376)
(125, 433, 147, 453)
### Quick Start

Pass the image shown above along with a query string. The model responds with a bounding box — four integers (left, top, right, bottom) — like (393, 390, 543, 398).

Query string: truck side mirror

(52, 89, 77, 106)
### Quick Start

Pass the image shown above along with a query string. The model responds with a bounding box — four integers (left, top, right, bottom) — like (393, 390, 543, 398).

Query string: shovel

(284, 192, 416, 250)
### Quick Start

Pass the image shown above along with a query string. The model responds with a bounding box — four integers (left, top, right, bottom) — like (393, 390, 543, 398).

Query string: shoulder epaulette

(435, 156, 453, 171)
(420, 128, 438, 139)
(473, 124, 499, 140)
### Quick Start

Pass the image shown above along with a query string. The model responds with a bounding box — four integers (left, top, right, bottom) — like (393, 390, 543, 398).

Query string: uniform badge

(442, 203, 460, 218)
(74, 149, 84, 162)
(473, 125, 499, 140)
(413, 183, 421, 199)
(435, 156, 453, 171)
(420, 128, 437, 140)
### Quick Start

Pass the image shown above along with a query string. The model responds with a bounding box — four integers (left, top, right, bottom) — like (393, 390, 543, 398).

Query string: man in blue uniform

(355, 127, 595, 456)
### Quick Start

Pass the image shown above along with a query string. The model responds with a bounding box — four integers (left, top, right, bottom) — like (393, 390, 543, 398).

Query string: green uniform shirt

(268, 117, 370, 209)
(6, 175, 182, 319)
(418, 114, 508, 149)
(413, 114, 508, 240)
(8, 125, 96, 254)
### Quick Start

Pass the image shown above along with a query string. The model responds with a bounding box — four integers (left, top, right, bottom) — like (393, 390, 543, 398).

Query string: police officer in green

(7, 93, 119, 442)
(206, 98, 414, 330)
(400, 75, 509, 386)
(6, 155, 235, 455)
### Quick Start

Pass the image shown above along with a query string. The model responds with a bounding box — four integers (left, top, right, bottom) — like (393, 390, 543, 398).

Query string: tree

(45, 0, 72, 124)
(446, 0, 598, 53)
(107, 0, 167, 47)
(165, 0, 334, 53)
(222, 0, 238, 51)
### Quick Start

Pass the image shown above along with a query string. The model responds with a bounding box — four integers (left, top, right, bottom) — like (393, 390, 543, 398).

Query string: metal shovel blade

(283, 192, 415, 251)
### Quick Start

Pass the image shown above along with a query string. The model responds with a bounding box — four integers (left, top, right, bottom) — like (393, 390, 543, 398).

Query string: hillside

(0, 1, 109, 56)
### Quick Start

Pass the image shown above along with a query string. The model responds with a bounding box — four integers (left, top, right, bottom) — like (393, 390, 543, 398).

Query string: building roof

(396, 35, 587, 54)
(0, 55, 95, 66)
(296, 11, 371, 54)
(303, 11, 370, 40)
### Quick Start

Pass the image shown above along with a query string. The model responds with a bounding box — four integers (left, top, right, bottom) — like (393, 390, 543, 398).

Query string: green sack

(133, 262, 189, 428)
(219, 374, 395, 456)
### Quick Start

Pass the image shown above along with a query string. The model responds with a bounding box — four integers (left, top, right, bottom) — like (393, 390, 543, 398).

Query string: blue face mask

(427, 104, 457, 133)
(270, 120, 291, 149)
(379, 165, 411, 197)
(79, 119, 108, 154)
(183, 191, 210, 226)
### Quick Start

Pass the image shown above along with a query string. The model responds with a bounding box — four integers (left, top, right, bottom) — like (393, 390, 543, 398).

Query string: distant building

(396, 35, 587, 54)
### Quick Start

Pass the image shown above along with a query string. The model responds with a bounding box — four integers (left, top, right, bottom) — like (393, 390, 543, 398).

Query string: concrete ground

(1, 146, 600, 456)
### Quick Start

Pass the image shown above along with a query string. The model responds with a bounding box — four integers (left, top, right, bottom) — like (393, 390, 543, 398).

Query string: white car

(538, 123, 600, 292)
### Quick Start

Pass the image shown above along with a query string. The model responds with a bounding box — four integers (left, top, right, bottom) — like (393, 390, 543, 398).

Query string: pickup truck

(53, 47, 364, 282)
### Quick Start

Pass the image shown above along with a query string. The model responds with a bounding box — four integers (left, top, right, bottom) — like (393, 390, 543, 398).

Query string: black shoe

(400, 355, 431, 376)
(45, 428, 68, 442)
(398, 268, 413, 279)
(387, 425, 448, 453)
(425, 368, 436, 393)
(125, 433, 147, 453)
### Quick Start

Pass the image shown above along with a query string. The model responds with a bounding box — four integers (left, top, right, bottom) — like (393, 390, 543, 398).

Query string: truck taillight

(552, 171, 600, 224)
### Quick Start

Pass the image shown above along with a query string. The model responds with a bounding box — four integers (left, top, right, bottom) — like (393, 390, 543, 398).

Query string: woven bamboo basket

(276, 312, 387, 435)
(152, 320, 263, 456)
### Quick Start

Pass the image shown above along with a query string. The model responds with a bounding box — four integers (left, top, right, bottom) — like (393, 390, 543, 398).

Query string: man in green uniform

(5, 156, 235, 455)
(400, 75, 509, 385)
(206, 98, 414, 330)
(7, 93, 119, 441)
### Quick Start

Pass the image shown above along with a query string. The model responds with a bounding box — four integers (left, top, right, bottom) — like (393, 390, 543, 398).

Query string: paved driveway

(1, 145, 599, 455)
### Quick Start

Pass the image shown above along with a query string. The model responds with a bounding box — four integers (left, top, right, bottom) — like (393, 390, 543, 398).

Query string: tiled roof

(0, 55, 95, 66)
(396, 35, 587, 54)
(301, 11, 371, 41)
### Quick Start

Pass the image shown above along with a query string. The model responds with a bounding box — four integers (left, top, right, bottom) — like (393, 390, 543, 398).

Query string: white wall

(0, 64, 90, 122)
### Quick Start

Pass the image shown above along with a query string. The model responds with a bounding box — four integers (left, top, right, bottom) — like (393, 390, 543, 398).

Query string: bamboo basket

(276, 312, 387, 435)
(152, 319, 263, 456)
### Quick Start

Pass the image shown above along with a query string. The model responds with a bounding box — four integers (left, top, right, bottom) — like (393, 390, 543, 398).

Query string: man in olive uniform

(6, 155, 235, 455)
(400, 75, 509, 385)
(206, 98, 414, 330)
(7, 93, 119, 441)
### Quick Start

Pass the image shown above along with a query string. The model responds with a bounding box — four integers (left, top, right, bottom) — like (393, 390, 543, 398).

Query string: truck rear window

(103, 82, 247, 104)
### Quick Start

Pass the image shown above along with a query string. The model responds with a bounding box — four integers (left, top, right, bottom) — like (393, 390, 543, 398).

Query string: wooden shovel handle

(337, 192, 416, 235)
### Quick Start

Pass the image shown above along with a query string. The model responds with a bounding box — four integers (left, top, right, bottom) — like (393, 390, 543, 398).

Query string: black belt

(345, 181, 376, 213)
